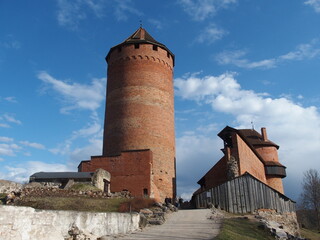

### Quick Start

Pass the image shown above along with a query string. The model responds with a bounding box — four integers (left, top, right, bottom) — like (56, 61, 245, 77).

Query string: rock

(139, 214, 148, 228)
(140, 208, 153, 215)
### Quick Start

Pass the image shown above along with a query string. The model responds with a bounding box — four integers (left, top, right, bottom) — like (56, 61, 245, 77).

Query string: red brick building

(196, 126, 286, 194)
(78, 27, 176, 201)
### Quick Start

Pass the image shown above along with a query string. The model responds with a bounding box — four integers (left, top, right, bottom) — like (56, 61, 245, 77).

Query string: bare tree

(300, 169, 320, 230)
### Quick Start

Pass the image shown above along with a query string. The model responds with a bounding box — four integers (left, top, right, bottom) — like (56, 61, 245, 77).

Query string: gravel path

(116, 209, 222, 240)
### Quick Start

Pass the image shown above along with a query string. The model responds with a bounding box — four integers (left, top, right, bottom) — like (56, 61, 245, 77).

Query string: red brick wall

(102, 43, 176, 201)
(233, 134, 267, 184)
(255, 146, 279, 163)
(203, 157, 228, 189)
(266, 176, 284, 194)
(79, 150, 153, 198)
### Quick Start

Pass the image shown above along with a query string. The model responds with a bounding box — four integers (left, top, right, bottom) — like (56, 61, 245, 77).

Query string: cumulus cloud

(175, 72, 320, 199)
(305, 0, 320, 12)
(178, 0, 237, 21)
(38, 71, 105, 114)
(56, 0, 105, 30)
(216, 39, 320, 69)
(0, 161, 73, 183)
(196, 23, 227, 44)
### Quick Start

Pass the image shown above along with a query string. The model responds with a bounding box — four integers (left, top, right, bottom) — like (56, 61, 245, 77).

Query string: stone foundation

(0, 205, 140, 240)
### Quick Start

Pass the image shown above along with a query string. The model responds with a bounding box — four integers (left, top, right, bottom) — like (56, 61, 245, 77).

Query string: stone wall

(0, 180, 23, 193)
(0, 205, 140, 240)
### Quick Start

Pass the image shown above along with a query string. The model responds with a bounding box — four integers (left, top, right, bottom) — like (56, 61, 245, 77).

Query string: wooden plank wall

(194, 174, 296, 213)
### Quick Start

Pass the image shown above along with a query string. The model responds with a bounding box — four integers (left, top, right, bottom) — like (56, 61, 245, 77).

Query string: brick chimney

(261, 127, 268, 141)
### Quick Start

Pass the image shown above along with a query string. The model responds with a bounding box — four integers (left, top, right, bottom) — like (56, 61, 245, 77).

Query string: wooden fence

(194, 173, 296, 213)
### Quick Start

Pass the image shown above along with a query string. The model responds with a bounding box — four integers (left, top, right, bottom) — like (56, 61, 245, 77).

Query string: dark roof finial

(139, 20, 142, 28)
(251, 120, 254, 130)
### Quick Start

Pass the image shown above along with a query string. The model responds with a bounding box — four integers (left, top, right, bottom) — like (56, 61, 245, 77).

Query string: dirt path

(116, 209, 222, 240)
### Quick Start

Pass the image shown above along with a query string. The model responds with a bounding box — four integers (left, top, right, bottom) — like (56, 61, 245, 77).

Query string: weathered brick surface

(97, 42, 176, 201)
(233, 134, 267, 183)
(79, 150, 153, 198)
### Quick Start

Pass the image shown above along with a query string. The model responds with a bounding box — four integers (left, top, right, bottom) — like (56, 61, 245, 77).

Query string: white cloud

(113, 0, 142, 21)
(19, 141, 45, 150)
(175, 72, 320, 199)
(0, 123, 10, 128)
(0, 143, 20, 156)
(216, 39, 320, 69)
(196, 23, 227, 44)
(178, 0, 237, 21)
(38, 71, 105, 114)
(3, 96, 17, 103)
(176, 133, 222, 200)
(305, 0, 320, 12)
(148, 19, 163, 30)
(216, 50, 276, 69)
(0, 137, 13, 142)
(0, 161, 73, 183)
(2, 114, 22, 125)
(56, 0, 105, 30)
(0, 35, 21, 49)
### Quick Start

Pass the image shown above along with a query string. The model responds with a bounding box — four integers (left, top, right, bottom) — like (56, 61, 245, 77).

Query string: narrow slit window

(143, 188, 148, 197)
(134, 43, 139, 49)
(153, 45, 158, 51)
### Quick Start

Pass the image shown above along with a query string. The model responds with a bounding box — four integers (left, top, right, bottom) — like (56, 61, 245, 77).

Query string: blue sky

(1, 0, 320, 201)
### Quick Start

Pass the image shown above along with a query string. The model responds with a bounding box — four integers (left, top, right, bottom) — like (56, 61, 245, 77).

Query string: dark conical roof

(106, 27, 175, 65)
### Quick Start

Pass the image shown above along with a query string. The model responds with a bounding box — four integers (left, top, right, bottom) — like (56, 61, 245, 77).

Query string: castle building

(196, 126, 286, 194)
(78, 27, 176, 201)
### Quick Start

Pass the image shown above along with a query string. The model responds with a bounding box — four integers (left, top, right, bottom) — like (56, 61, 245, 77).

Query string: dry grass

(69, 183, 101, 192)
(118, 197, 157, 212)
(215, 218, 274, 240)
(300, 228, 320, 240)
(15, 196, 126, 212)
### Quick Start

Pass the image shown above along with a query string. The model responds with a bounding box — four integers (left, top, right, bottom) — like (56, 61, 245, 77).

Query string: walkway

(117, 209, 222, 240)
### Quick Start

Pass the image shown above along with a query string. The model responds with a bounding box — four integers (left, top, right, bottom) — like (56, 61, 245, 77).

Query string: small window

(153, 45, 158, 51)
(134, 43, 139, 49)
(143, 188, 148, 197)
(167, 52, 170, 58)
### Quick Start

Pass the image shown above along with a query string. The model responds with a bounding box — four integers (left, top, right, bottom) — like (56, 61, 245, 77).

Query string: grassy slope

(300, 228, 320, 240)
(215, 218, 275, 240)
(15, 196, 127, 212)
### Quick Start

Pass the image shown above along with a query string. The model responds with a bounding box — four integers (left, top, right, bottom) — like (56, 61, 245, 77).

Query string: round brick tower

(255, 128, 286, 194)
(103, 27, 176, 200)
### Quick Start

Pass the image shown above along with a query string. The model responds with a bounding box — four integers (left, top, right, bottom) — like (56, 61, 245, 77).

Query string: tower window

(153, 45, 158, 51)
(167, 52, 170, 58)
(134, 43, 139, 49)
(143, 188, 148, 197)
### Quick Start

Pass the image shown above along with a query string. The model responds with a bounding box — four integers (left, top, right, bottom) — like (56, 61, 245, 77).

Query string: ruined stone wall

(233, 134, 267, 184)
(102, 43, 176, 201)
(80, 150, 153, 198)
(0, 205, 140, 240)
